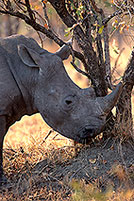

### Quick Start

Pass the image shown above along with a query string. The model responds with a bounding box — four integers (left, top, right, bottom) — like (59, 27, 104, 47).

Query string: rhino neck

(7, 57, 38, 116)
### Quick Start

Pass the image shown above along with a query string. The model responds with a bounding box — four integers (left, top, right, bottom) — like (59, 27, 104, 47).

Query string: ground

(0, 132, 134, 200)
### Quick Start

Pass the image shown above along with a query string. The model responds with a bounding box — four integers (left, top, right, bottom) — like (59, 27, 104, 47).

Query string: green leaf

(98, 25, 104, 34)
(65, 27, 72, 32)
(104, 1, 112, 7)
(48, 8, 53, 15)
(64, 32, 70, 37)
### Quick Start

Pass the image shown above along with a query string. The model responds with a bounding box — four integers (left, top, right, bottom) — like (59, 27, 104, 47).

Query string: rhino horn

(96, 82, 123, 115)
(55, 44, 71, 60)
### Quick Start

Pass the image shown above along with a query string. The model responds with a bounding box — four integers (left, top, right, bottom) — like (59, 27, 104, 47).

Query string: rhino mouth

(78, 126, 99, 140)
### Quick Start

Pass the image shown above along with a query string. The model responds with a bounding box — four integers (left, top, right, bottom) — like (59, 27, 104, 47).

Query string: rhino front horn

(96, 82, 123, 115)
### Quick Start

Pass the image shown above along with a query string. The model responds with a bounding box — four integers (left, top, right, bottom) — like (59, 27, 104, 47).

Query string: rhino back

(0, 35, 43, 126)
(0, 35, 47, 56)
(0, 45, 26, 126)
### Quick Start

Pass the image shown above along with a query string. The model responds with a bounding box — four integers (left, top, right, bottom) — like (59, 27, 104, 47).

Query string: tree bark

(116, 50, 134, 138)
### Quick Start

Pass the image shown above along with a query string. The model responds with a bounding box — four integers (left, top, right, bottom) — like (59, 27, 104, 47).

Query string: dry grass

(1, 144, 74, 200)
(1, 138, 134, 200)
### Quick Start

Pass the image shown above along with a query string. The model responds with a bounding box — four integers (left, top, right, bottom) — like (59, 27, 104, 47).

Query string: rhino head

(18, 43, 122, 143)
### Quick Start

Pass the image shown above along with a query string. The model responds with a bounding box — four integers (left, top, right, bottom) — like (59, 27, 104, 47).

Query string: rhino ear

(55, 44, 71, 60)
(18, 44, 40, 67)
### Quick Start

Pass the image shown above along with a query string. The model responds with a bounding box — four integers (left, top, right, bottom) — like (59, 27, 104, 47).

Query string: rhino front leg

(0, 116, 6, 184)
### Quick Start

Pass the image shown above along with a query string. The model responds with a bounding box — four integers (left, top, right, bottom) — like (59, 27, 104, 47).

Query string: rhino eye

(65, 100, 72, 105)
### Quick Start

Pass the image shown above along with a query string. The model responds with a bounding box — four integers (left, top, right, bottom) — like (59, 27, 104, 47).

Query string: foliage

(71, 179, 134, 201)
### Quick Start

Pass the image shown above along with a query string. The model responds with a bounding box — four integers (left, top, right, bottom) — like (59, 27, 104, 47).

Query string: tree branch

(47, 0, 106, 96)
(89, 0, 103, 14)
(0, 8, 64, 46)
(47, 0, 76, 27)
(102, 9, 122, 26)
(71, 62, 90, 79)
(102, 13, 113, 90)
(0, 1, 87, 66)
(41, 0, 51, 29)
(25, 0, 35, 21)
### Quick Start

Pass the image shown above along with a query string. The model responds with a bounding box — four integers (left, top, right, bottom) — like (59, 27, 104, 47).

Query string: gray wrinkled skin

(0, 35, 122, 180)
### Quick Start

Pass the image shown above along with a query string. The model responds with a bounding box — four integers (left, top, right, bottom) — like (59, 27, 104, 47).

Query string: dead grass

(0, 137, 134, 200)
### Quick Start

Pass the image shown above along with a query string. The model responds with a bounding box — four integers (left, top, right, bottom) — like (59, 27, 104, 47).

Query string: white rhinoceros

(0, 35, 122, 182)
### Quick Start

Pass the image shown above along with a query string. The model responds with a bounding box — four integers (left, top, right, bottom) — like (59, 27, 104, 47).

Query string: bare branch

(25, 0, 34, 21)
(0, 8, 64, 46)
(47, 0, 89, 49)
(89, 0, 103, 14)
(47, 0, 76, 27)
(112, 48, 125, 76)
(90, 2, 112, 90)
(41, 0, 51, 29)
(103, 20, 113, 89)
(102, 2, 134, 27)
(123, 50, 134, 85)
(47, 1, 106, 96)
(86, 0, 104, 66)
(0, 1, 87, 66)
(89, 1, 112, 90)
(14, 0, 26, 13)
(71, 61, 90, 79)
(102, 9, 123, 26)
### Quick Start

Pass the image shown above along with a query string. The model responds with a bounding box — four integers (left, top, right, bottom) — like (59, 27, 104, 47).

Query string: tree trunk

(116, 50, 134, 139)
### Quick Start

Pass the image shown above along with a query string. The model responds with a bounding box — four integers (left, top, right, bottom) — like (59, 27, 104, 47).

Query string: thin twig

(52, 133, 59, 140)
(101, 11, 113, 90)
(14, 0, 26, 13)
(112, 48, 125, 75)
(102, 9, 123, 26)
(40, 130, 54, 145)
(41, 0, 51, 29)
(88, 0, 104, 67)
(0, 8, 65, 46)
(69, 164, 87, 182)
(71, 62, 90, 78)
(89, 0, 103, 14)
(69, 43, 90, 79)
(25, 0, 34, 21)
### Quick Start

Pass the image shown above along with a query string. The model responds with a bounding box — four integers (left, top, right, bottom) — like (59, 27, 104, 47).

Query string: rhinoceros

(0, 35, 122, 181)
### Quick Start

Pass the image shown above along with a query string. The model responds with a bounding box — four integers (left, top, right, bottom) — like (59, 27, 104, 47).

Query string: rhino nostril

(85, 128, 93, 133)
(65, 100, 72, 105)
(81, 127, 95, 138)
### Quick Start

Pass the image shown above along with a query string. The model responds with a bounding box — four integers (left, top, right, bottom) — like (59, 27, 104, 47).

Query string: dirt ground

(0, 137, 133, 200)
(26, 138, 134, 188)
